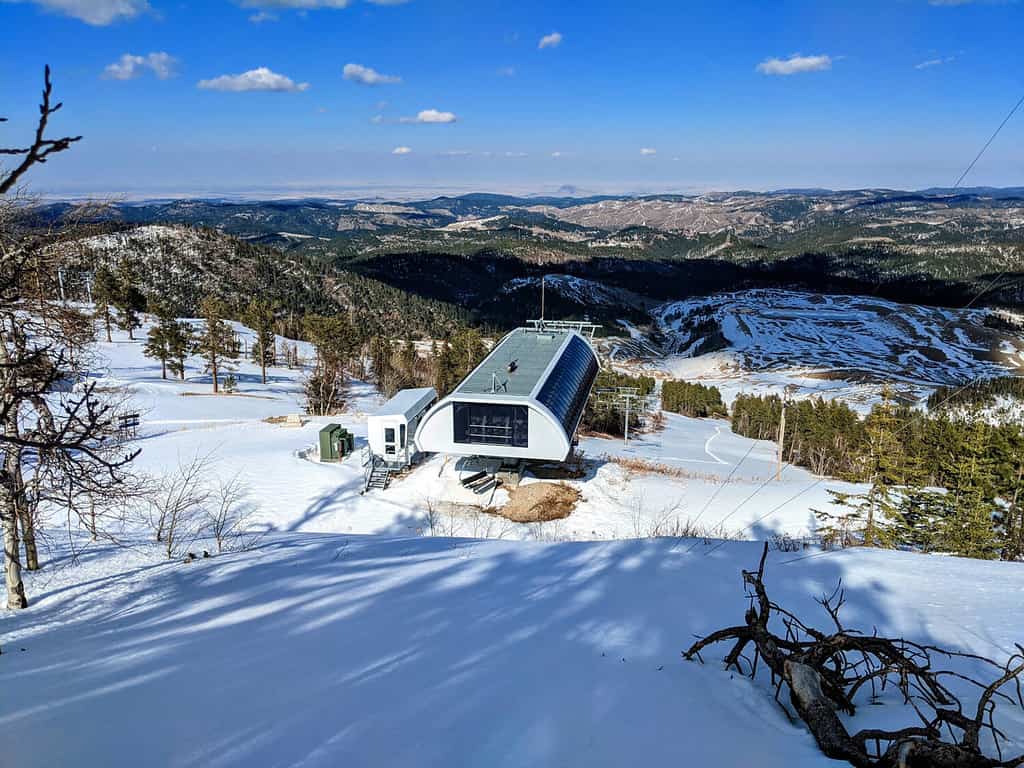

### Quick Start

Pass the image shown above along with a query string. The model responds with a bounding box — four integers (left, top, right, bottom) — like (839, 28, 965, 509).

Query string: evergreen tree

(814, 391, 914, 548)
(142, 303, 178, 379)
(111, 260, 146, 340)
(92, 265, 118, 343)
(196, 297, 238, 393)
(166, 319, 193, 381)
(433, 340, 458, 395)
(241, 299, 276, 385)
(927, 417, 1001, 559)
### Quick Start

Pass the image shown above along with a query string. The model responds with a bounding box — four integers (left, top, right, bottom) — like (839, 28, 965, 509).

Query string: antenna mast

(540, 274, 546, 329)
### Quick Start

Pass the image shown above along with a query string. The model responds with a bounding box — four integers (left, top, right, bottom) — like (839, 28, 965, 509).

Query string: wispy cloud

(538, 31, 563, 49)
(915, 55, 956, 68)
(756, 53, 832, 76)
(496, 66, 516, 77)
(197, 67, 310, 92)
(505, 151, 528, 158)
(392, 146, 412, 155)
(248, 10, 277, 22)
(343, 62, 401, 85)
(241, 0, 408, 8)
(399, 108, 457, 124)
(11, 0, 150, 25)
(640, 147, 657, 156)
(102, 52, 177, 80)
(551, 151, 563, 158)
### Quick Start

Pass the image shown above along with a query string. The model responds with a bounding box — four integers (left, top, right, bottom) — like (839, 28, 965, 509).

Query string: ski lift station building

(415, 321, 600, 462)
(366, 386, 437, 466)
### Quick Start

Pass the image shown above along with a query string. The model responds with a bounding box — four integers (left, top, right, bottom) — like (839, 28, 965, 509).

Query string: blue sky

(1, 0, 1022, 198)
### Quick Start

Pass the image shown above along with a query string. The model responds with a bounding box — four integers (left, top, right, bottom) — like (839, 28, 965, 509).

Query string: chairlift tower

(596, 386, 644, 447)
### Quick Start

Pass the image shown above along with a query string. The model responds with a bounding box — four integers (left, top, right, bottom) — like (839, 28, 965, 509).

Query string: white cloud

(538, 31, 563, 49)
(240, 0, 408, 8)
(504, 151, 528, 158)
(392, 146, 412, 154)
(240, 0, 351, 7)
(343, 63, 401, 85)
(248, 10, 277, 21)
(10, 0, 150, 25)
(640, 147, 657, 156)
(551, 151, 563, 158)
(915, 55, 955, 69)
(440, 149, 472, 157)
(399, 108, 457, 124)
(102, 52, 177, 80)
(496, 66, 516, 77)
(197, 67, 310, 92)
(756, 53, 832, 76)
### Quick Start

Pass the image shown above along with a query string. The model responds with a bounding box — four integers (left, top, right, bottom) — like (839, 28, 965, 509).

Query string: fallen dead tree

(684, 544, 1024, 768)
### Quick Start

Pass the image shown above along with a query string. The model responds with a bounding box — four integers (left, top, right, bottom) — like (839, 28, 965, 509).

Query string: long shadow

(6, 527, 1014, 768)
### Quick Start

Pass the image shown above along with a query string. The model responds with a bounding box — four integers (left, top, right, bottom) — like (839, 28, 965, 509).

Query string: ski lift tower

(596, 386, 645, 447)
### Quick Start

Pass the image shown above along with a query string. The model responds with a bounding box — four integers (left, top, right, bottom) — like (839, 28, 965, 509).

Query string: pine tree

(143, 304, 178, 379)
(92, 265, 118, 343)
(814, 390, 914, 548)
(166, 320, 193, 381)
(196, 297, 238, 393)
(433, 340, 458, 395)
(241, 299, 275, 385)
(928, 417, 1000, 559)
(111, 260, 146, 340)
(400, 339, 417, 379)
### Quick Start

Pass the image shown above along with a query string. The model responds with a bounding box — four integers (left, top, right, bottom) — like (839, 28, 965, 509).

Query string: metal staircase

(362, 455, 393, 493)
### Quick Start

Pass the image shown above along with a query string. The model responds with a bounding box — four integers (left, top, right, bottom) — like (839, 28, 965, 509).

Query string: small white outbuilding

(367, 387, 437, 466)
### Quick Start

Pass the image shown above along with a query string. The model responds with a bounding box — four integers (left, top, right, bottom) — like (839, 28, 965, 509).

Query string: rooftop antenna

(540, 274, 545, 331)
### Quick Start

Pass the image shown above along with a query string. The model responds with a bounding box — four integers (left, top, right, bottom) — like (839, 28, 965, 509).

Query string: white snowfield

(3, 536, 1022, 767)
(3, 312, 1023, 767)
(645, 289, 1024, 410)
(79, 316, 851, 542)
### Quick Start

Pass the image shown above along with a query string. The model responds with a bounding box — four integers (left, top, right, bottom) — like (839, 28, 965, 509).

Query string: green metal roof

(454, 328, 570, 398)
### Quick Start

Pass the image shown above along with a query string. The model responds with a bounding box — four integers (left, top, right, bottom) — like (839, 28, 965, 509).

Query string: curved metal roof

(536, 334, 599, 434)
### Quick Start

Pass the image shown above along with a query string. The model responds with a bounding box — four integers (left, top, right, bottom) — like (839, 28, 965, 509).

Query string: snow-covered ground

(627, 289, 1024, 411)
(83, 316, 852, 543)
(3, 534, 1022, 767)
(4, 312, 1024, 767)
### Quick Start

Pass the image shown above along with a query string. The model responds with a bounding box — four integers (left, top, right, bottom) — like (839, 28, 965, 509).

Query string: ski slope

(81, 316, 851, 543)
(649, 290, 1024, 410)
(2, 534, 1022, 768)
(3, 313, 1024, 768)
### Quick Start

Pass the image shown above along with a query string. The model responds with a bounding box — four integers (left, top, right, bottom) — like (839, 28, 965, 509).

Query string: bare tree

(684, 544, 1024, 768)
(1, 67, 140, 609)
(147, 452, 212, 559)
(206, 472, 262, 553)
(0, 66, 81, 195)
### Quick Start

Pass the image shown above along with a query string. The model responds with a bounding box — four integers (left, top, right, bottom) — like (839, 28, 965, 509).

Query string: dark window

(384, 427, 395, 443)
(536, 335, 599, 435)
(453, 403, 529, 448)
(400, 424, 406, 448)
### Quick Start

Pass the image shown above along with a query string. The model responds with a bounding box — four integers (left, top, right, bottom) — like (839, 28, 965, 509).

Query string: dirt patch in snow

(489, 482, 581, 523)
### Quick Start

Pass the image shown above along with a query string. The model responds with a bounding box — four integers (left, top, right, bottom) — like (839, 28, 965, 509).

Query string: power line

(952, 92, 1024, 189)
(674, 92, 1024, 556)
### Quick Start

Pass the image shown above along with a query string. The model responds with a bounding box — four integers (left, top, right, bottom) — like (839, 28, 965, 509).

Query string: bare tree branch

(0, 66, 82, 195)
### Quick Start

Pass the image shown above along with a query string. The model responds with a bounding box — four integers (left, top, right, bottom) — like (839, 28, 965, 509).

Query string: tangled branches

(684, 544, 1024, 768)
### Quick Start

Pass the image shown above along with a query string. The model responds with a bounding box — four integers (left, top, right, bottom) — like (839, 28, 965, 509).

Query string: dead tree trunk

(684, 544, 1024, 768)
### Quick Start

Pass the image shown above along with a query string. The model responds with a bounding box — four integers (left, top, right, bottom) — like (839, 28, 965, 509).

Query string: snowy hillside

(646, 289, 1024, 409)
(79, 315, 855, 542)
(3, 534, 1022, 767)
(3, 313, 1024, 768)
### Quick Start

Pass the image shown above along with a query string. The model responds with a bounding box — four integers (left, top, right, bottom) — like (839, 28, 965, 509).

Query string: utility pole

(624, 394, 631, 446)
(776, 397, 788, 482)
